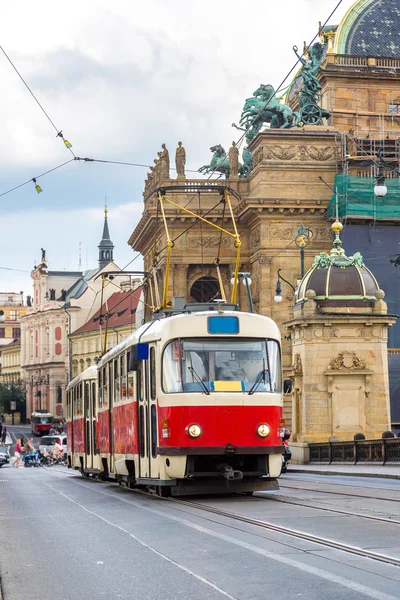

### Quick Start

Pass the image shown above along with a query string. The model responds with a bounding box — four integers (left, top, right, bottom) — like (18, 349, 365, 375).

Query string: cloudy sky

(0, 0, 355, 296)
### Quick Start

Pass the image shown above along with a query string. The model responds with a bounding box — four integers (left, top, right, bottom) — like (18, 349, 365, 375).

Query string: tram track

(265, 493, 400, 525)
(168, 497, 400, 568)
(279, 483, 400, 504)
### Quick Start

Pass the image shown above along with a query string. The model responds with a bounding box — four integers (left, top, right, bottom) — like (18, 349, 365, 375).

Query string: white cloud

(0, 0, 355, 291)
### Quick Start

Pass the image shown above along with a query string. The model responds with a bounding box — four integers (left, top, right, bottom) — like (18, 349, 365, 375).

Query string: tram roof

(97, 309, 281, 368)
(66, 365, 98, 391)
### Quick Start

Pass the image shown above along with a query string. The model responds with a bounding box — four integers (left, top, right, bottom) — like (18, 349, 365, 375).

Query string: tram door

(137, 346, 159, 479)
(84, 381, 97, 469)
(108, 362, 115, 472)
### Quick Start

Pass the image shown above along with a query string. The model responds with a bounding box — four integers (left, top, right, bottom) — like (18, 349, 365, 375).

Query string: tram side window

(121, 354, 127, 401)
(126, 351, 134, 401)
(114, 358, 120, 402)
(85, 383, 90, 417)
(103, 367, 108, 407)
(92, 382, 96, 417)
(150, 347, 156, 400)
(98, 371, 103, 408)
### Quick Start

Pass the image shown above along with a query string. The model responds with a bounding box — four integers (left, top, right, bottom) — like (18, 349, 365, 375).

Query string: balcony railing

(335, 55, 368, 67)
(309, 438, 400, 464)
(333, 55, 400, 69)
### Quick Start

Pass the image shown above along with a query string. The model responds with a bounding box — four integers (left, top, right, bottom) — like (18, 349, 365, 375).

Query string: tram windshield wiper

(188, 366, 210, 395)
(248, 369, 269, 395)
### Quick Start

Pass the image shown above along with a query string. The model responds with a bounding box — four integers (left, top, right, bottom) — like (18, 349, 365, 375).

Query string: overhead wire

(0, 45, 76, 158)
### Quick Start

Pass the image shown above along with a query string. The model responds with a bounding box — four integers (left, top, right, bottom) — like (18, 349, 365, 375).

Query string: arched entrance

(190, 276, 220, 303)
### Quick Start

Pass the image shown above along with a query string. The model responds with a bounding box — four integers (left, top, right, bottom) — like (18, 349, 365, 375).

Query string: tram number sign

(10, 401, 16, 411)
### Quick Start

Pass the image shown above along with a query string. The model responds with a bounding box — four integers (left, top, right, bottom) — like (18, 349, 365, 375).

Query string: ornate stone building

(128, 0, 400, 432)
(286, 219, 396, 443)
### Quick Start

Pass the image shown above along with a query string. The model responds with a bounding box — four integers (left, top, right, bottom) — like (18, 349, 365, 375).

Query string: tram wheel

(245, 491, 254, 496)
(157, 486, 171, 498)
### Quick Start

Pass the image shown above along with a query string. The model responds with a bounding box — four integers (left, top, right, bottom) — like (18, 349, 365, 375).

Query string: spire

(98, 203, 114, 269)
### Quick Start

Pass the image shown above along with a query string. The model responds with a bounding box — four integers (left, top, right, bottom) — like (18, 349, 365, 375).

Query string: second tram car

(31, 411, 54, 436)
(67, 306, 284, 495)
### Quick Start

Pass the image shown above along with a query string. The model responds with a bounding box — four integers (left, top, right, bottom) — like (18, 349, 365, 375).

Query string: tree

(0, 383, 26, 423)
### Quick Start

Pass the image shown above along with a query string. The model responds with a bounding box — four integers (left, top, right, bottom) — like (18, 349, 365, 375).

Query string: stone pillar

(173, 265, 188, 302)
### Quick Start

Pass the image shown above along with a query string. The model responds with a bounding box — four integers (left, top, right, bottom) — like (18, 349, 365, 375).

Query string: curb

(290, 468, 400, 481)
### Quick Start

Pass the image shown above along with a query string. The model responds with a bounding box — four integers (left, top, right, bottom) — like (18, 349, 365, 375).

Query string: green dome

(335, 0, 400, 57)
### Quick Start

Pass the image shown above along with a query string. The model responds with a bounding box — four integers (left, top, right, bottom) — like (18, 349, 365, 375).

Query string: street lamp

(230, 272, 254, 313)
(374, 163, 388, 198)
(274, 269, 296, 304)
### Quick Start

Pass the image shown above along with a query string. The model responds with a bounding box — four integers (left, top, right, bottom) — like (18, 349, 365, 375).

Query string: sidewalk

(290, 463, 400, 480)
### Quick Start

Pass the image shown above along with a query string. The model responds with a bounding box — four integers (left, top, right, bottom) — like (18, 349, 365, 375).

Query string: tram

(31, 411, 54, 436)
(67, 304, 284, 495)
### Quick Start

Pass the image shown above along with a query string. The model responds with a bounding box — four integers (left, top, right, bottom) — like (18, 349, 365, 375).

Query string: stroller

(22, 449, 43, 467)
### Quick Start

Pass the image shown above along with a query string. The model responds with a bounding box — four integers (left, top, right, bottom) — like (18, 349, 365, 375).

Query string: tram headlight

(187, 424, 202, 438)
(256, 423, 270, 438)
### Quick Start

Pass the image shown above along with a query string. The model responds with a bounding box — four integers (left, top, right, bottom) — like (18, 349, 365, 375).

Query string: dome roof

(335, 0, 400, 57)
(297, 221, 379, 305)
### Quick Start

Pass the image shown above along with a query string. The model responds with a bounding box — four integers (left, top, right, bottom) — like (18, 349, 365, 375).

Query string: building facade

(21, 210, 122, 419)
(0, 292, 26, 347)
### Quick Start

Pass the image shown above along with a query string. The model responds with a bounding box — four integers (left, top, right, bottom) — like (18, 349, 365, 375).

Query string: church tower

(98, 207, 114, 269)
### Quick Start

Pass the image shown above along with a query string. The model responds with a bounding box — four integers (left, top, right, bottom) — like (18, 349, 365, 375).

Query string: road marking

(45, 481, 399, 600)
(44, 483, 238, 600)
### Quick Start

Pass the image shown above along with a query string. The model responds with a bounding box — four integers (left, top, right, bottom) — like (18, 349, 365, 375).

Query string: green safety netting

(326, 174, 400, 221)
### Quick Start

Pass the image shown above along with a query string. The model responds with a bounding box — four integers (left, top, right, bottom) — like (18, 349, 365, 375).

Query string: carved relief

(328, 351, 366, 371)
(270, 227, 294, 241)
(187, 236, 230, 248)
(293, 354, 303, 375)
(313, 228, 333, 241)
(330, 328, 339, 338)
(258, 145, 334, 163)
(250, 229, 261, 247)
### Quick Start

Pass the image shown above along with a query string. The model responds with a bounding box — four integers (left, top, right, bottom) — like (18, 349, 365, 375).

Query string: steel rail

(265, 494, 400, 526)
(279, 483, 400, 504)
(168, 498, 400, 568)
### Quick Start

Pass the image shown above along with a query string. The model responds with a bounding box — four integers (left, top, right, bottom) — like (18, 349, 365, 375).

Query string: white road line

(43, 483, 238, 600)
(47, 480, 399, 600)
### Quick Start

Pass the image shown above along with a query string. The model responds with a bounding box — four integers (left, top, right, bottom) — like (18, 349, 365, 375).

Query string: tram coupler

(218, 463, 243, 480)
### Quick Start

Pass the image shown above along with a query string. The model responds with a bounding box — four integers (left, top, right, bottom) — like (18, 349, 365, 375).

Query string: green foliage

(0, 383, 26, 419)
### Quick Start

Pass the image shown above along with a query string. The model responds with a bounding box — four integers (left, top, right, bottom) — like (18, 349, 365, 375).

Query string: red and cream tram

(67, 306, 284, 495)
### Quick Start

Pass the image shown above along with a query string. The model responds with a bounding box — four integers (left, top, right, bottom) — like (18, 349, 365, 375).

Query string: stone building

(0, 339, 21, 385)
(286, 219, 396, 443)
(69, 284, 142, 378)
(21, 209, 122, 419)
(128, 0, 400, 433)
(0, 292, 26, 348)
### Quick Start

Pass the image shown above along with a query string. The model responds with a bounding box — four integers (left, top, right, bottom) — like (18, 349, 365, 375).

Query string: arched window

(189, 276, 220, 303)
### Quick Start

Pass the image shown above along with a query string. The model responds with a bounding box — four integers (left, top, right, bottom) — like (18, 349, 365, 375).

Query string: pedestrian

(1, 426, 7, 444)
(0, 421, 3, 439)
(14, 438, 22, 468)
(24, 437, 34, 453)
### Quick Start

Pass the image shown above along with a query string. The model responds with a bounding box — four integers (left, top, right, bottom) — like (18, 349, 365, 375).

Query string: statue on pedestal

(228, 141, 239, 177)
(160, 144, 170, 179)
(175, 142, 186, 178)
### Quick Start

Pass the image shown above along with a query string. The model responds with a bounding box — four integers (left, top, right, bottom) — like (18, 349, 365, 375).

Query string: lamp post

(274, 269, 296, 304)
(230, 272, 254, 313)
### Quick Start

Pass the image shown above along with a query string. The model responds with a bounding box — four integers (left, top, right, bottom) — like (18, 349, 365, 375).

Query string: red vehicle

(67, 304, 284, 495)
(31, 411, 54, 436)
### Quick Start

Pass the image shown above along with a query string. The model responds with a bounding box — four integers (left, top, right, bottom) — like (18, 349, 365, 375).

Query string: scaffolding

(326, 173, 400, 221)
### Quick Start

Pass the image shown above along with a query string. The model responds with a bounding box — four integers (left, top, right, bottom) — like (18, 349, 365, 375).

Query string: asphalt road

(1, 467, 400, 600)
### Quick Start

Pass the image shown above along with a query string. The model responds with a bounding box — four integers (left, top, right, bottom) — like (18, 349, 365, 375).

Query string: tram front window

(162, 338, 281, 394)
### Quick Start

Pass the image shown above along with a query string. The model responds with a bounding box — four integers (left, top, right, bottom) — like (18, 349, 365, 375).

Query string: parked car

(39, 435, 67, 456)
(0, 444, 10, 467)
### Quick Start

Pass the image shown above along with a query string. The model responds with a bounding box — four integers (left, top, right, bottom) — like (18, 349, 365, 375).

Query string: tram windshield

(163, 338, 281, 394)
